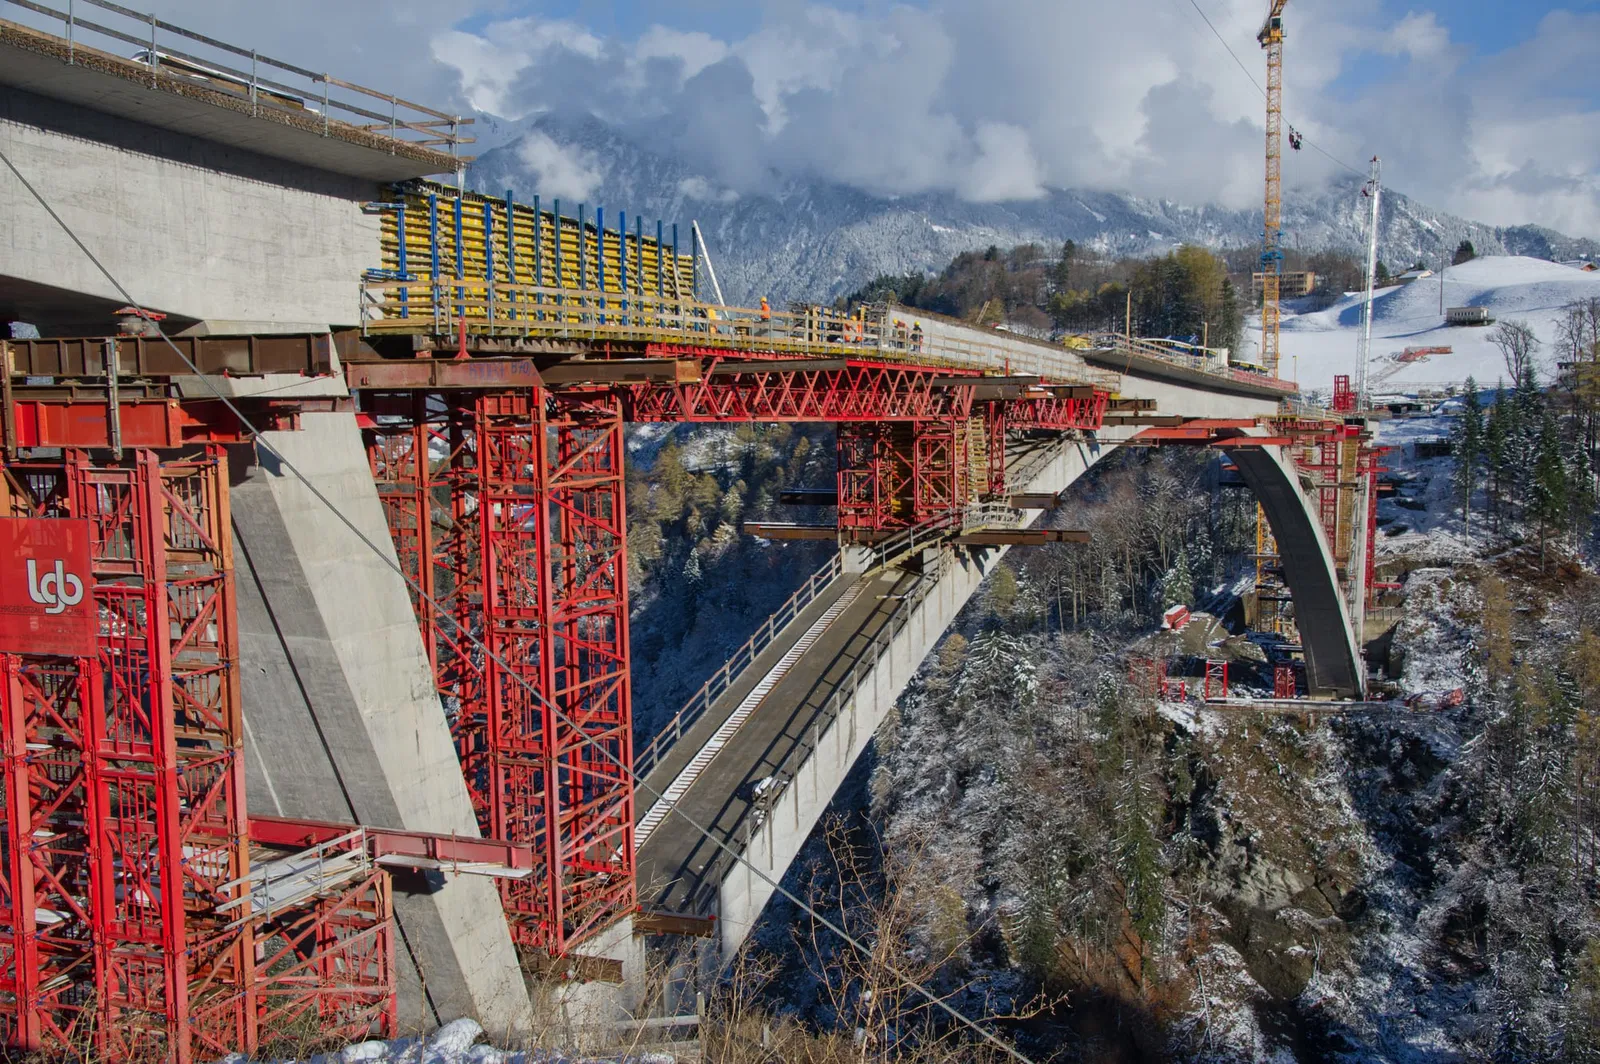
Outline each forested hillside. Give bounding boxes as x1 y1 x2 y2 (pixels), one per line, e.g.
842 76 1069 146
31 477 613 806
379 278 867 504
625 423 837 742
839 242 1259 352
699 431 1600 1061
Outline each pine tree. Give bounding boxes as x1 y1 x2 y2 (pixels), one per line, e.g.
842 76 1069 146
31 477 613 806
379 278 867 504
1485 385 1510 531
1567 437 1598 545
1217 277 1243 351
1160 550 1194 609
1454 239 1477 265
1532 413 1571 568
1452 377 1486 530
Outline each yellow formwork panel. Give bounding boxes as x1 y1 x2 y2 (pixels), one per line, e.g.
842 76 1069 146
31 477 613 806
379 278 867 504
375 182 695 315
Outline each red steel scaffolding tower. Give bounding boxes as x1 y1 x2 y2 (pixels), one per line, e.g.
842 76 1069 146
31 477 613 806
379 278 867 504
364 388 634 954
0 447 393 1063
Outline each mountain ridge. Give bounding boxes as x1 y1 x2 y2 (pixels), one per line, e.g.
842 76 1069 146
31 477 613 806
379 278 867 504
465 111 1600 306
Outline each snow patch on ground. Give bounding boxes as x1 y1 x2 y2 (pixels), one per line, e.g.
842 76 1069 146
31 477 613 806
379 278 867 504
1252 255 1600 393
224 1019 683 1064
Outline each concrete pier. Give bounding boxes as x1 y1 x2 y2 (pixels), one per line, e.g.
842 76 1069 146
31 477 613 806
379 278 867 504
233 411 532 1037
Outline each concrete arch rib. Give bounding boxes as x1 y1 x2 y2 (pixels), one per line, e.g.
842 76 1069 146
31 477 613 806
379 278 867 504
1223 444 1363 698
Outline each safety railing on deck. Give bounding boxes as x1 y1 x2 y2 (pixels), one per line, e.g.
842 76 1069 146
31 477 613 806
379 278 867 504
3 0 471 157
636 552 845 781
1089 332 1296 393
360 278 1123 388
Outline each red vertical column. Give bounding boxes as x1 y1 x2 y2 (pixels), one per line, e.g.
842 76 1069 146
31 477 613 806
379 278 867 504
0 451 254 1063
545 392 634 948
68 450 255 1064
984 406 1007 499
836 423 914 535
911 417 967 522
0 657 41 1051
475 390 554 946
365 389 636 955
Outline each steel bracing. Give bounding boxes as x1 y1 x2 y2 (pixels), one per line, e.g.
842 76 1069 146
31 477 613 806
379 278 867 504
0 447 394 1063
364 389 634 954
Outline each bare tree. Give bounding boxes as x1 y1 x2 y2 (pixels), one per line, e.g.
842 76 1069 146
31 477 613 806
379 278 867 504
1490 319 1540 383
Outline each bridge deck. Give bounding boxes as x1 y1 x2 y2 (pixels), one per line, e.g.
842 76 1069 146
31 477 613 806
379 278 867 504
637 571 859 801
636 565 920 915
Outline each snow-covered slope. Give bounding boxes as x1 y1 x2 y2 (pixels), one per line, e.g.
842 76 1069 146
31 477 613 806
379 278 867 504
1266 256 1600 393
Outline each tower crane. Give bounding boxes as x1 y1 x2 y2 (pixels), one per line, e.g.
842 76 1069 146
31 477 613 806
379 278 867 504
1258 0 1288 379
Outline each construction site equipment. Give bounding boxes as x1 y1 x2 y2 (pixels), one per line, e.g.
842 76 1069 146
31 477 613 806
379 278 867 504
1258 0 1289 379
362 390 635 955
0 448 395 1063
368 183 696 321
1205 660 1230 701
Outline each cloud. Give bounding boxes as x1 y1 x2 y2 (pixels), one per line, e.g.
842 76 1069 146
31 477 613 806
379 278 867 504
119 0 1600 238
515 131 603 202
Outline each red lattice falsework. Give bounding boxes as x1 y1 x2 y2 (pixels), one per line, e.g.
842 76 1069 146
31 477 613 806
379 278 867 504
0 448 396 1064
364 390 635 955
1205 660 1229 701
1332 374 1356 414
622 358 978 423
836 418 980 535
1274 663 1299 700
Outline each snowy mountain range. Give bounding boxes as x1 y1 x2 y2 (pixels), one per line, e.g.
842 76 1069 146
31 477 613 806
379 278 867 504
465 112 1600 307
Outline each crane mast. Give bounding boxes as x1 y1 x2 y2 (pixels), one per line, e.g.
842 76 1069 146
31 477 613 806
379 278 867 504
1258 0 1288 379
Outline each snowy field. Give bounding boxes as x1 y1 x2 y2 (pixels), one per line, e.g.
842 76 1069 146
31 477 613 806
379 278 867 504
1244 255 1600 394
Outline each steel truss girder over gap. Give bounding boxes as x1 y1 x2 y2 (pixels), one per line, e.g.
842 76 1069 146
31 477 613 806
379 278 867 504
621 356 978 423
0 449 397 1064
361 389 635 955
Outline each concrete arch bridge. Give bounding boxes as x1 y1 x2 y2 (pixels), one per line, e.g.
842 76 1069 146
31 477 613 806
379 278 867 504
0 11 1387 1056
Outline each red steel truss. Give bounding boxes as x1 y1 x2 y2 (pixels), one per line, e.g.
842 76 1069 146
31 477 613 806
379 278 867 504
363 389 634 954
1360 445 1391 597
0 450 254 1062
0 448 397 1064
1004 389 1110 432
1205 660 1230 701
621 357 978 423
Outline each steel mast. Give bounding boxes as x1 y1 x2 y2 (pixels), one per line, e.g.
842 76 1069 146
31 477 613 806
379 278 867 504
1258 0 1288 379
1356 156 1382 410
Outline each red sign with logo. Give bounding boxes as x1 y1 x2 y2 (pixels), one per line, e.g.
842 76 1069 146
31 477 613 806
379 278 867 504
0 518 98 657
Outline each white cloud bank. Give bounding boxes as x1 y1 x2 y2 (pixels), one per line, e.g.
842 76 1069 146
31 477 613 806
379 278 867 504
126 0 1600 237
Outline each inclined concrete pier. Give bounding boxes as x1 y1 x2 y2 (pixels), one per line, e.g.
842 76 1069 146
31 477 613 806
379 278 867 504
233 411 532 1036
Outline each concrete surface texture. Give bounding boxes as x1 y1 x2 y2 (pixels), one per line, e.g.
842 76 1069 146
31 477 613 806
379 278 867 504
232 411 532 1038
1226 442 1364 697
0 19 461 182
1 88 381 331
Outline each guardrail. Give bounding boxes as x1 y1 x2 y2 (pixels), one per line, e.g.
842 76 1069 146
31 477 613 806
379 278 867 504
362 278 1122 388
635 552 845 781
4 0 471 156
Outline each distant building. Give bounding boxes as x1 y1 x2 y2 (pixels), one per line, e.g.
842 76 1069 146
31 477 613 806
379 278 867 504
1446 306 1492 327
1393 267 1434 285
1560 259 1599 272
1250 270 1318 297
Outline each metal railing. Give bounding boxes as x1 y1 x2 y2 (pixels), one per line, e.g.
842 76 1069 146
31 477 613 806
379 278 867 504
1089 332 1297 394
4 0 471 156
362 277 1122 388
635 553 845 781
